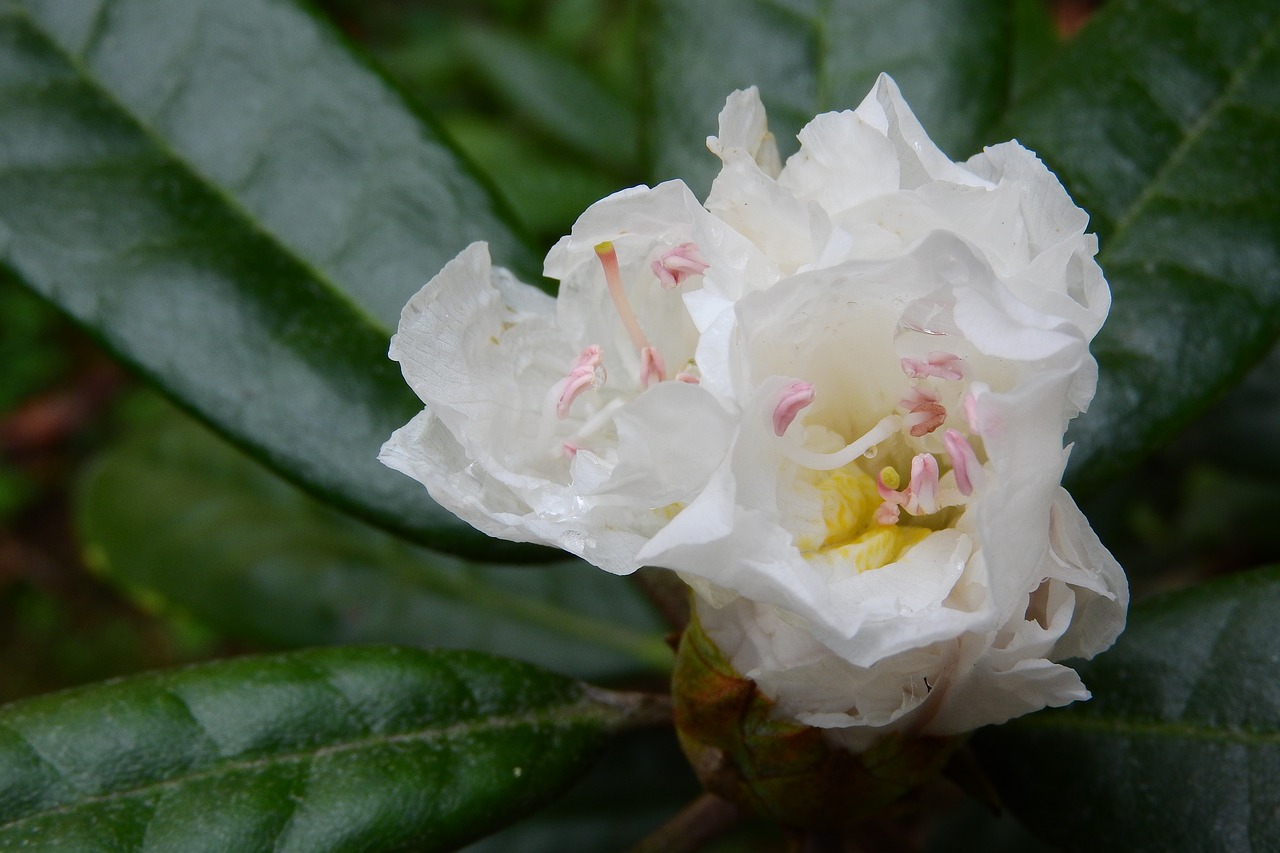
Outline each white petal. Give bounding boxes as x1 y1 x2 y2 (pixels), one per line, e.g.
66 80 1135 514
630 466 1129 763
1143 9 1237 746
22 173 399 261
855 73 992 189
707 87 783 178
1044 490 1130 660
587 382 735 506
777 108 901 213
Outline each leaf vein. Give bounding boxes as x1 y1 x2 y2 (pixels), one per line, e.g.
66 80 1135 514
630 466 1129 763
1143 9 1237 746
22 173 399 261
1109 11 1280 246
0 697 609 832
1014 713 1280 747
9 1 392 337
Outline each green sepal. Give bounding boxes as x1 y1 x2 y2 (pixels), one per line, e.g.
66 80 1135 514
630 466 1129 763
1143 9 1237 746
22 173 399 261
671 608 960 828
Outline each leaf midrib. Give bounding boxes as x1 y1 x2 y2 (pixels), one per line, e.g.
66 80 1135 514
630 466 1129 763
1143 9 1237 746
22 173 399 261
1107 11 1280 249
1011 711 1280 747
0 697 610 831
6 2 392 338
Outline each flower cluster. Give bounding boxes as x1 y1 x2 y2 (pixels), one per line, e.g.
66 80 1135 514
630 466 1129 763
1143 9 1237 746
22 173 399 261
380 74 1127 747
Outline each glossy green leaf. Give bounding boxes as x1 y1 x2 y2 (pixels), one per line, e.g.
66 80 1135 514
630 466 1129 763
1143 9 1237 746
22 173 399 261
999 0 1280 491
463 727 701 853
1177 340 1280 478
77 403 671 679
645 0 1012 194
0 645 659 851
0 0 541 557
975 567 1280 852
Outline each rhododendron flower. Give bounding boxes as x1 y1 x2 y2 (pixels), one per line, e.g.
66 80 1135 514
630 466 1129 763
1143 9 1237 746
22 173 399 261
381 74 1128 748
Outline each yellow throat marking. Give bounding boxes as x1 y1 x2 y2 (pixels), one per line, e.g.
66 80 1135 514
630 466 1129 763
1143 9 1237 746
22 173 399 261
799 467 929 573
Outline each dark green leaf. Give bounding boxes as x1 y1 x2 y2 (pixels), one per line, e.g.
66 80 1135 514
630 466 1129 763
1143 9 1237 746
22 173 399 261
976 567 1280 852
645 0 1013 194
457 24 639 172
923 799 1052 853
0 0 541 557
0 645 657 851
998 0 1280 491
1009 0 1060 99
1165 339 1280 479
77 402 671 679
462 727 700 853
443 114 622 242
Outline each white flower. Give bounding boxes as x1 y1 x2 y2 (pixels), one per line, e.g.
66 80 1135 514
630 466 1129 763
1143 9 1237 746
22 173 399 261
378 181 751 573
382 73 1128 744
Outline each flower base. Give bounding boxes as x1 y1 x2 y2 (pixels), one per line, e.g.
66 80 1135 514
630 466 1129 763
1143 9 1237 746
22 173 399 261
672 609 963 828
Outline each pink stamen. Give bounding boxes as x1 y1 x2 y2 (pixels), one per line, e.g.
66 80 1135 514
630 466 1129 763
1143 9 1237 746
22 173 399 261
595 242 651 353
876 468 901 503
651 242 710 289
943 429 982 497
773 380 815 436
900 351 965 381
876 454 941 522
906 453 940 515
563 441 581 459
596 241 668 387
676 371 700 384
555 345 605 419
640 346 667 388
898 387 947 437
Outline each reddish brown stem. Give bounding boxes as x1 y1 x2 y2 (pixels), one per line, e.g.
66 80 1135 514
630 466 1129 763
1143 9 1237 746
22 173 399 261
626 792 746 853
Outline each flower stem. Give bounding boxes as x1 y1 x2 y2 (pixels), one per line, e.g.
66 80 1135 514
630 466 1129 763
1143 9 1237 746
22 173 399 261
626 793 747 853
582 687 673 731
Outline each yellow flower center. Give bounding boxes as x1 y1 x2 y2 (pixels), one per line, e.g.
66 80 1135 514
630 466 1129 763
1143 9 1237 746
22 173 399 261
797 467 930 573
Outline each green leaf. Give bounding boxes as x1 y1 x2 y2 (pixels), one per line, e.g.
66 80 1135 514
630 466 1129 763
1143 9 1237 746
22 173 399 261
1009 0 1060 100
77 402 672 679
975 567 1280 852
645 0 1013 194
0 0 540 557
923 800 1052 853
457 24 639 173
462 727 700 853
443 114 622 243
998 0 1280 491
0 645 659 851
1177 340 1280 478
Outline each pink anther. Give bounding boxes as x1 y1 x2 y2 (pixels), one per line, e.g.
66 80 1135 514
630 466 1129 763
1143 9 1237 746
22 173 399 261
773 380 815 436
906 453 940 515
640 346 667 388
562 441 581 459
875 453 940 522
899 386 947 437
651 242 710 289
943 429 982 496
676 371 700 384
900 351 965 381
555 345 605 419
